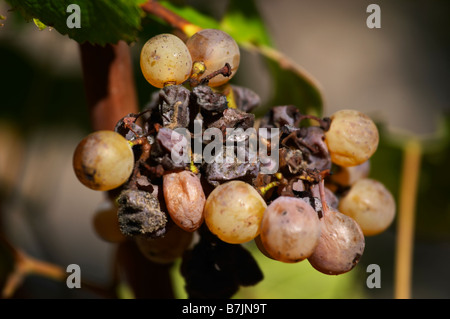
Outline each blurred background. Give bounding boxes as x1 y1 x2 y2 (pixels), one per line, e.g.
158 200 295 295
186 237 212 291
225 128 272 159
0 0 449 298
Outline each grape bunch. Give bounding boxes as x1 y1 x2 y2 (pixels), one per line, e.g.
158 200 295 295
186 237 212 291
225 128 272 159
73 29 396 298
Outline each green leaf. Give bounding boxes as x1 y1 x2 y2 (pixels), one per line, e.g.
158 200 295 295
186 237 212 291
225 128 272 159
158 1 220 30
220 0 271 47
32 18 47 30
220 0 323 116
255 46 324 117
6 0 147 45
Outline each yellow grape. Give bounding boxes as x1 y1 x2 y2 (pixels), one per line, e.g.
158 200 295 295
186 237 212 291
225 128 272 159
204 181 266 244
140 33 193 88
338 178 396 236
73 130 134 191
324 109 379 167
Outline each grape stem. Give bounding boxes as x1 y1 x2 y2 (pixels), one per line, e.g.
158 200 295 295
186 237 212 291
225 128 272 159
317 177 329 218
189 63 232 87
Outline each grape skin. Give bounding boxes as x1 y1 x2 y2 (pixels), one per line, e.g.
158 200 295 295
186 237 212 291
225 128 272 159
73 130 134 191
325 109 379 167
186 29 240 87
260 197 321 263
308 209 365 275
163 170 206 232
338 178 396 236
140 33 193 88
204 181 267 244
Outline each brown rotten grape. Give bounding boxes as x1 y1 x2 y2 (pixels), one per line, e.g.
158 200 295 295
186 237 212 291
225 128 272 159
163 170 206 232
73 130 134 191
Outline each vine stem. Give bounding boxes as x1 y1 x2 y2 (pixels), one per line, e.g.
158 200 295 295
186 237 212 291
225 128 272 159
140 0 201 37
0 234 114 298
394 138 422 299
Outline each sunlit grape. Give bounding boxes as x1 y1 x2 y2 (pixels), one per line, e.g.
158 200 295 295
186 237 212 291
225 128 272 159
204 181 266 244
338 178 396 236
186 29 240 87
324 109 379 167
73 130 134 191
140 33 193 88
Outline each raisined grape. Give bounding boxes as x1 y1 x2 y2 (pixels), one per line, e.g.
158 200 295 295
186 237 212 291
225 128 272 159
260 196 322 263
117 189 167 237
163 170 206 232
308 209 365 275
204 181 267 244
73 130 134 191
186 29 240 87
140 33 193 88
338 178 396 236
324 109 379 167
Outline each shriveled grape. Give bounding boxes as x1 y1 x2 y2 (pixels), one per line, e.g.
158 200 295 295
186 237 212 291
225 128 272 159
140 33 193 88
308 209 365 275
324 109 379 167
204 181 266 244
73 130 134 191
338 178 396 236
186 29 240 87
163 170 206 232
117 189 167 237
260 196 321 263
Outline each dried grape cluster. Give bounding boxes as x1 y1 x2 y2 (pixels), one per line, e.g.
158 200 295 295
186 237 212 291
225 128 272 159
73 29 396 298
